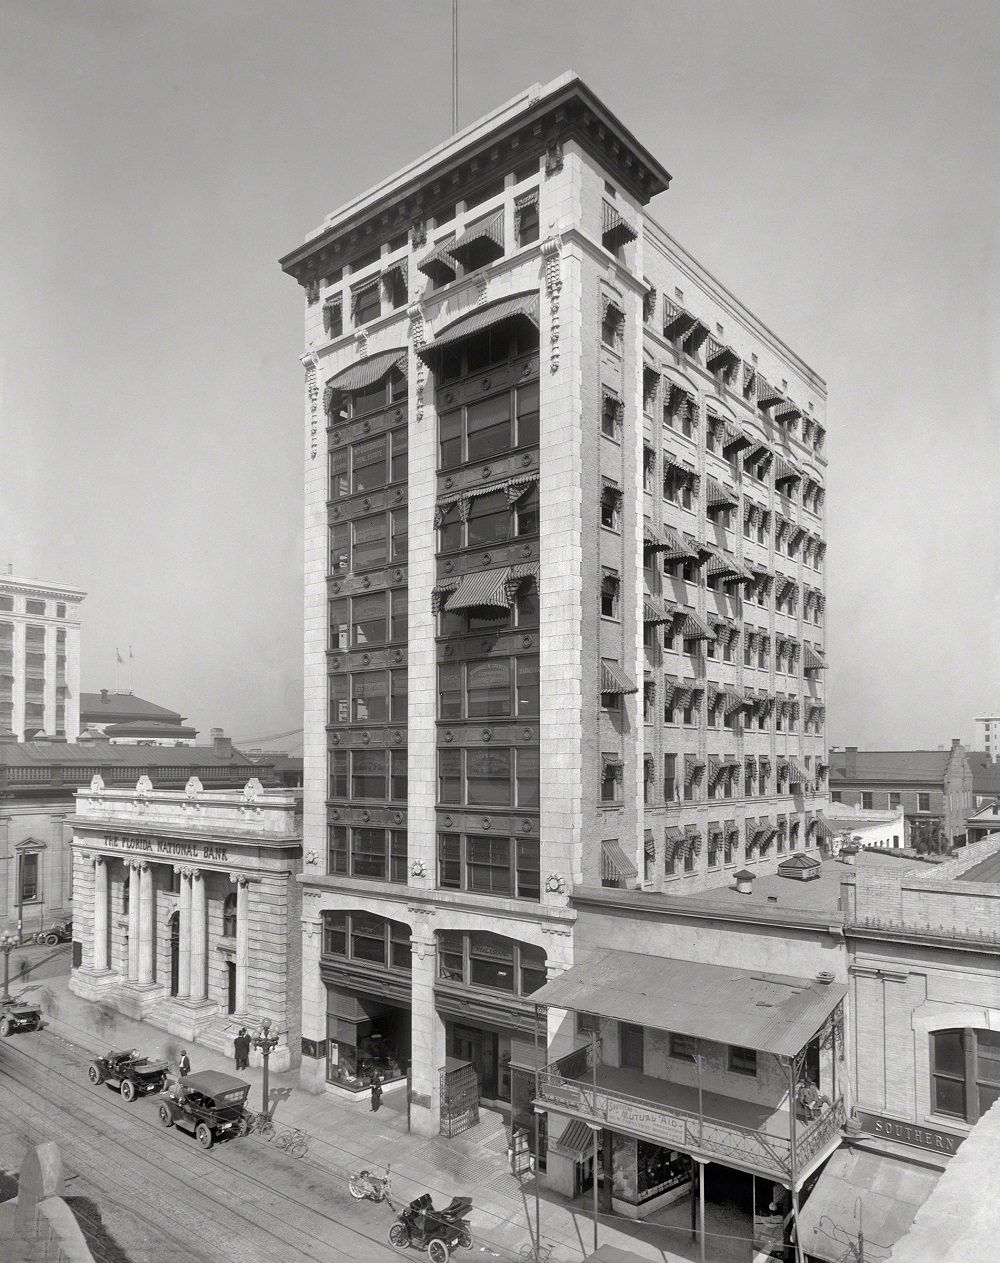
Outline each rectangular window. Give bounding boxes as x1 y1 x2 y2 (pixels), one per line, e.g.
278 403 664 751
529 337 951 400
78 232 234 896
323 299 344 340
467 660 511 717
351 827 388 880
25 599 45 616
918 793 931 812
352 280 381 326
327 825 348 874
515 191 539 246
352 516 388 570
663 754 676 803
351 750 387 799
466 748 512 807
390 748 407 801
352 671 387 722
352 435 388 492
729 1045 757 1075
352 592 387 646
600 488 620 530
467 835 513 895
862 792 873 810
889 792 901 810
669 1032 696 1062
438 749 462 804
516 657 539 715
515 747 540 809
329 674 348 724
467 394 513 464
19 852 39 902
601 393 620 438
390 670 407 723
329 750 348 798
390 588 408 642
329 598 349 650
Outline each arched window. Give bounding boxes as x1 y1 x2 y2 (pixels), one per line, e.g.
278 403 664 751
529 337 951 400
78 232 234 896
931 1028 1000 1123
222 893 237 939
321 911 410 972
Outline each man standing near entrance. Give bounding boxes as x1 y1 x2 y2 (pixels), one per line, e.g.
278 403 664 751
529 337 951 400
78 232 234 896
178 1049 191 1078
234 1028 250 1071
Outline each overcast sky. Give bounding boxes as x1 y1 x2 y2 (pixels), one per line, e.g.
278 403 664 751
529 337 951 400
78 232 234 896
1 1 997 750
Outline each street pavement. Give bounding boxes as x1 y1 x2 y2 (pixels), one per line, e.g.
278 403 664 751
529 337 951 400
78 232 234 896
3 944 752 1262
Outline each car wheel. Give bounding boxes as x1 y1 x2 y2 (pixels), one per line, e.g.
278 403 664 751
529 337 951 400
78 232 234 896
195 1122 214 1149
458 1227 473 1251
388 1222 409 1250
427 1240 450 1263
88 1063 103 1085
158 1102 173 1128
120 1079 136 1103
43 933 59 946
0 1018 11 1039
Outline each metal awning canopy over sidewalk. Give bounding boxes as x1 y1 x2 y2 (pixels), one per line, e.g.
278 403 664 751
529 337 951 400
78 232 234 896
530 949 846 1057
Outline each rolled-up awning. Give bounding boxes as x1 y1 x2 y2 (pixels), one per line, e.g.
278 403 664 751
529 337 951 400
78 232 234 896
323 347 408 406
448 208 505 268
601 839 638 882
601 660 638 695
418 291 539 360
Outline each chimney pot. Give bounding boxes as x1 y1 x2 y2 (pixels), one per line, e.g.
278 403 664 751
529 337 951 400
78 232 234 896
100 689 109 702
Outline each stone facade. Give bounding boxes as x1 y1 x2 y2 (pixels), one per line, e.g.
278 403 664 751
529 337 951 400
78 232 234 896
0 575 85 742
68 775 302 1071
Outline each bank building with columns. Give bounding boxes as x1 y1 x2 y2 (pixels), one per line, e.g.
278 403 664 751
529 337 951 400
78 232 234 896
69 773 302 1070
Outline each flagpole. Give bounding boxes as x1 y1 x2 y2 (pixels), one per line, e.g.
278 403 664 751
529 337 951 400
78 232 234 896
452 0 458 133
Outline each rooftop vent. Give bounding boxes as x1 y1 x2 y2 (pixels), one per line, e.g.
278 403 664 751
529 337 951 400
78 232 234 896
816 970 835 986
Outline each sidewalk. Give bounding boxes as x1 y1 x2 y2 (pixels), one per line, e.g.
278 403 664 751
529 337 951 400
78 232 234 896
20 959 746 1263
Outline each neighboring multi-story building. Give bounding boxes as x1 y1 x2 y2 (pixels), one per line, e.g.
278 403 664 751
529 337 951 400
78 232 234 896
281 72 827 1135
79 689 199 745
0 731 267 941
973 714 1000 755
0 572 85 742
829 742 973 849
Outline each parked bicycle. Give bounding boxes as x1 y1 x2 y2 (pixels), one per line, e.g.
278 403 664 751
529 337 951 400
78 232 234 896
245 1109 276 1140
517 1241 555 1262
274 1126 309 1159
349 1164 392 1203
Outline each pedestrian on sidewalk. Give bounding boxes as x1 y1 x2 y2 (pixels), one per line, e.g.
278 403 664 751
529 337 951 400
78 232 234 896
370 1074 382 1112
178 1049 191 1078
234 1028 250 1071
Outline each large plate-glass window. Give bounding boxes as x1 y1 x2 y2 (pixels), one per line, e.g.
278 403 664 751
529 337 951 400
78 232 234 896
466 749 511 807
931 1028 1000 1123
439 379 539 471
353 517 388 570
436 833 540 900
353 436 387 492
436 931 546 996
322 911 411 973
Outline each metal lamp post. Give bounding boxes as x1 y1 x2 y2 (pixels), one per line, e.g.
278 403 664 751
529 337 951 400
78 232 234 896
252 1017 280 1117
0 930 18 1005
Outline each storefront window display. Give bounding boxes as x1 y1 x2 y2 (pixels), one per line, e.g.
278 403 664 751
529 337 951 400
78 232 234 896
325 1003 410 1092
611 1134 691 1206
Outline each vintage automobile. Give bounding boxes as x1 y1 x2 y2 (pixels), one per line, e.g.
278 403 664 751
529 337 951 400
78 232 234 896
34 920 73 947
157 1071 252 1148
87 1048 170 1101
388 1193 474 1262
0 999 42 1038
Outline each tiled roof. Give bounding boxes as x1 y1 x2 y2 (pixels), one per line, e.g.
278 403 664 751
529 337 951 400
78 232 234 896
828 750 952 785
967 752 1000 794
80 692 185 724
0 741 261 770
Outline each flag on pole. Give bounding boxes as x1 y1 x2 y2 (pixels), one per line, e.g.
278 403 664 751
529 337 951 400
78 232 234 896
116 648 124 666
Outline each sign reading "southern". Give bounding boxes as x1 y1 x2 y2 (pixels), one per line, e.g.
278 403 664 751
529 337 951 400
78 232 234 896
101 834 229 862
857 1110 965 1156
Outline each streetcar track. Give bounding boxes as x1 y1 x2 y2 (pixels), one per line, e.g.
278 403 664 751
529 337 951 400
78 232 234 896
0 1034 412 1262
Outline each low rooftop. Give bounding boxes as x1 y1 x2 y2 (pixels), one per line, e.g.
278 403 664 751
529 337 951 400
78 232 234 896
829 747 959 786
679 850 905 915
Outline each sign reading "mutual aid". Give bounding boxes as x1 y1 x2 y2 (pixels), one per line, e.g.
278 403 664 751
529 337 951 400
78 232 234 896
101 834 230 862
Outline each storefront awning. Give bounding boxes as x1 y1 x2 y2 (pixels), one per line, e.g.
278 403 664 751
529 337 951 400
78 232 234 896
601 840 638 883
600 660 638 695
418 291 539 359
551 1117 597 1160
796 1146 941 1263
323 347 408 405
532 950 847 1057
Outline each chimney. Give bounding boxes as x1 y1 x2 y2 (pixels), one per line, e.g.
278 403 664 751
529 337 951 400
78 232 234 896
100 688 109 703
212 729 233 760
734 869 755 894
845 746 858 777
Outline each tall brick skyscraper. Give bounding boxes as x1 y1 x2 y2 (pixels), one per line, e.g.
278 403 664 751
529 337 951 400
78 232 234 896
281 73 827 1133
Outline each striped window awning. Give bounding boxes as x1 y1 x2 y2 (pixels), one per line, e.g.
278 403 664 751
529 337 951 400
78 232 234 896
789 761 812 785
643 280 657 321
602 202 638 250
708 822 724 849
323 347 408 406
643 364 660 407
684 756 705 786
679 610 715 640
350 274 381 314
705 476 740 510
725 820 740 846
662 674 680 705
435 476 537 525
706 338 741 375
419 291 540 360
804 645 826 672
445 563 538 612
659 527 699 563
705 549 753 580
663 381 697 422
774 399 803 425
601 660 638 695
601 753 623 780
723 688 747 716
663 300 697 340
756 817 778 845
756 376 784 410
449 208 505 268
602 839 638 882
381 258 408 288
722 422 753 455
815 813 835 840
601 476 623 508
416 238 459 283
643 599 675 626
601 292 625 326
430 577 462 613
773 456 802 486
551 1118 596 1159
708 756 725 785
743 363 757 398
664 826 684 861
644 829 657 857
682 318 711 354
643 754 655 781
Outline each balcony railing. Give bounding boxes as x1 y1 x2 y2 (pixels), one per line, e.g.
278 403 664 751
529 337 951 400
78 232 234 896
536 1061 844 1183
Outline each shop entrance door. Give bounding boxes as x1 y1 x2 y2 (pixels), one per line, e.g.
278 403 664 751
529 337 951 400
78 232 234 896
168 913 179 997
226 962 236 1013
452 1027 497 1100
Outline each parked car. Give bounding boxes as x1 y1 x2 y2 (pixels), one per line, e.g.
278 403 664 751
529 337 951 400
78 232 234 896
157 1071 252 1148
34 920 72 947
87 1048 170 1101
0 999 41 1038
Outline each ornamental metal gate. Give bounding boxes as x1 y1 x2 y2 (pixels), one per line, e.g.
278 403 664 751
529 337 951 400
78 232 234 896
439 1058 479 1137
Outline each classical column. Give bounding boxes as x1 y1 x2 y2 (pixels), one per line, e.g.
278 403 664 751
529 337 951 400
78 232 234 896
92 857 109 972
127 861 140 981
189 869 206 1001
137 861 154 985
234 875 250 1013
177 867 192 999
